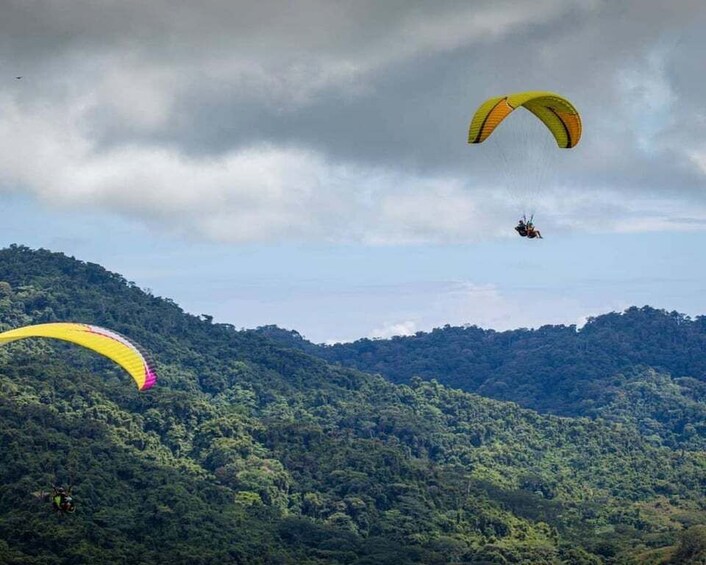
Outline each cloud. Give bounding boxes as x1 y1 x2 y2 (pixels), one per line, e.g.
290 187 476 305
2 0 706 243
416 281 629 334
0 97 353 241
327 280 629 342
369 320 418 339
617 43 676 153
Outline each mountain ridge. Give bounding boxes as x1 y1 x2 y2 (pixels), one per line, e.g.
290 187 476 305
0 245 704 563
252 309 706 451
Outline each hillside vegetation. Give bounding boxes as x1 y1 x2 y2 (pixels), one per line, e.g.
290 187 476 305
256 308 706 451
0 246 704 564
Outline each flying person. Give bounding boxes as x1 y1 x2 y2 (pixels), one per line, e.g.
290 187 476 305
51 485 75 515
514 215 543 239
469 91 580 241
525 219 543 239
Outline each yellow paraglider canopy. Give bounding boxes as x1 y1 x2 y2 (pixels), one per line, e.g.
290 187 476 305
0 323 157 390
468 91 581 149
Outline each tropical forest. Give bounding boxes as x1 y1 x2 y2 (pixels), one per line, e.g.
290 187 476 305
0 245 704 564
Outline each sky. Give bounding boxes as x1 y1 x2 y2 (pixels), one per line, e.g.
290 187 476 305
2 0 706 343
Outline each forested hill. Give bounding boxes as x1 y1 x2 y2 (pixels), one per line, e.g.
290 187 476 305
254 309 706 446
0 245 705 564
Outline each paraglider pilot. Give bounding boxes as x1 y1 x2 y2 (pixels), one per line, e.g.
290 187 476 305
515 215 543 239
51 485 75 514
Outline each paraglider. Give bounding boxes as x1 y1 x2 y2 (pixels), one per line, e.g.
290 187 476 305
0 323 157 390
468 91 581 149
51 485 75 515
468 91 581 239
32 485 76 515
515 215 543 239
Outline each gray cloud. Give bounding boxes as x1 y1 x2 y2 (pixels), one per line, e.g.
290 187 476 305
2 0 706 243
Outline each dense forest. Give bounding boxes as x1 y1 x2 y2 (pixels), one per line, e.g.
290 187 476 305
256 309 706 451
0 245 705 563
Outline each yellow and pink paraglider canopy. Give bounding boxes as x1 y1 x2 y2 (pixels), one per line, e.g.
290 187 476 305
0 322 157 390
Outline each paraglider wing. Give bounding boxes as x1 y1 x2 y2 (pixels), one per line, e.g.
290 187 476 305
0 323 157 390
468 91 582 148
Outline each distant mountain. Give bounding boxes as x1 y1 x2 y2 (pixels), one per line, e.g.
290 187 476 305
0 245 704 564
254 309 706 450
